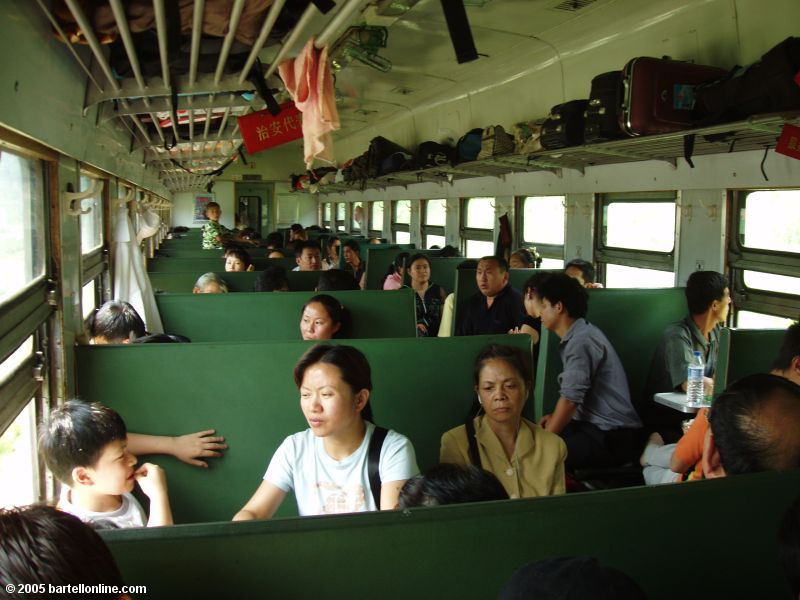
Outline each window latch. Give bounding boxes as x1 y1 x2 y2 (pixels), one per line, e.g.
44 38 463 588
32 351 46 382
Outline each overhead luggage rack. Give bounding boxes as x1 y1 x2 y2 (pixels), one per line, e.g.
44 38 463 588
314 110 800 195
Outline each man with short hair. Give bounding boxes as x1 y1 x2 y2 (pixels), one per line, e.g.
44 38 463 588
771 321 800 385
293 241 322 272
703 373 800 478
536 273 642 470
343 240 366 289
456 256 525 336
565 258 603 289
88 300 146 344
644 270 732 442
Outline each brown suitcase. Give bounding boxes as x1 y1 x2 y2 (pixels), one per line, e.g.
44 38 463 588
619 57 727 136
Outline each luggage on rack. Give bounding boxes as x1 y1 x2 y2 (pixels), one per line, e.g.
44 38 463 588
511 120 544 155
693 37 800 125
584 71 626 142
477 125 515 159
619 57 727 136
414 141 455 169
366 137 412 178
540 100 589 149
456 128 483 163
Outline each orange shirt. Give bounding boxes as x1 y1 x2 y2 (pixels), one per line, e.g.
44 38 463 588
674 408 708 480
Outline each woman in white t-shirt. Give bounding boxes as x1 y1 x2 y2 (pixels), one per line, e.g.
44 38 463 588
233 345 419 519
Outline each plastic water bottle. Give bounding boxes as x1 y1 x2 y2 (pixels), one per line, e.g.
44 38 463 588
686 351 705 406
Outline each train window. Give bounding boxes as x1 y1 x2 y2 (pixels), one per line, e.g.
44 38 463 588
0 398 38 508
79 174 104 254
81 280 97 320
0 150 46 305
596 193 676 287
351 201 363 232
0 337 33 384
392 200 411 243
369 201 384 238
423 199 446 249
322 203 331 228
730 189 800 323
335 202 345 231
462 197 494 257
520 195 565 268
736 311 795 329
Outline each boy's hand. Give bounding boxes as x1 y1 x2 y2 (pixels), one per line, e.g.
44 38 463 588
135 463 168 499
173 429 227 468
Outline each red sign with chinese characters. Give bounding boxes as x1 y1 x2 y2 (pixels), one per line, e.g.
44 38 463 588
776 123 800 161
237 103 303 154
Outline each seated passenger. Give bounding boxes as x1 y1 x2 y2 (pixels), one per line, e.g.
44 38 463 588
289 223 308 242
382 252 410 290
536 274 642 471
704 373 800 477
267 249 286 259
440 344 566 499
406 253 447 337
456 256 525 336
397 464 508 508
88 300 145 344
0 505 126 591
644 270 730 442
322 236 341 270
254 265 289 292
233 345 419 519
343 240 366 289
498 556 646 600
438 259 478 338
42 401 173 528
224 248 254 272
565 258 603 288
509 271 551 344
300 294 350 340
193 272 229 294
316 268 360 291
293 240 323 272
264 231 284 250
201 202 256 250
771 321 800 385
509 247 542 269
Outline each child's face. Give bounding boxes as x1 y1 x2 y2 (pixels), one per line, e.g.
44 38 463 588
206 205 221 221
299 363 365 439
225 256 247 272
82 439 138 496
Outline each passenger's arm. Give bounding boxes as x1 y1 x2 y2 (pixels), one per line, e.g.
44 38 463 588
135 463 173 527
233 481 287 521
127 431 227 468
540 397 578 435
380 480 407 510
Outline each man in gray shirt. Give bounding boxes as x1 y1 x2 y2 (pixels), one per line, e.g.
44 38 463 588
644 270 730 442
536 274 642 471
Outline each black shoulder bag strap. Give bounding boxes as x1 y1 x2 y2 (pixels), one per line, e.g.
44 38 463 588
368 425 388 508
464 417 482 468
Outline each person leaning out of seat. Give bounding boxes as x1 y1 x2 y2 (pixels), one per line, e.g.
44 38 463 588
440 344 567 499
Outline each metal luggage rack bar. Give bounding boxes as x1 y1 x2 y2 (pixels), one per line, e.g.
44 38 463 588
311 111 800 196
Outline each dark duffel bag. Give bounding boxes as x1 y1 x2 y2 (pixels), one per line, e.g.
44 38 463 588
414 141 455 169
540 100 589 149
366 137 411 179
693 37 800 125
584 71 627 142
456 128 483 163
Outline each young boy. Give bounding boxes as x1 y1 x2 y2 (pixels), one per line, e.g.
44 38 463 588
535 273 642 471
41 400 173 528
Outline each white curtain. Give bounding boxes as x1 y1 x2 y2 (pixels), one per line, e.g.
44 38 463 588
112 204 164 333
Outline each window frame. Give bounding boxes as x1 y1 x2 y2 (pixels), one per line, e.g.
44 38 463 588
334 202 346 232
594 192 677 284
460 197 494 256
321 202 332 230
422 199 446 249
515 195 566 263
728 189 800 321
368 201 384 239
391 200 411 243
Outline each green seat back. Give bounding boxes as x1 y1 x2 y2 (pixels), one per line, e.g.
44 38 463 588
100 470 799 600
155 289 417 341
713 327 786 396
75 334 531 523
149 271 320 294
147 257 296 273
533 288 686 420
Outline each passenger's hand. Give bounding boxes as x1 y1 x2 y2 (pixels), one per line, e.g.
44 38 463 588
135 463 168 499
539 413 552 428
585 282 604 289
416 323 428 335
247 264 255 272
173 430 227 468
508 326 522 334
